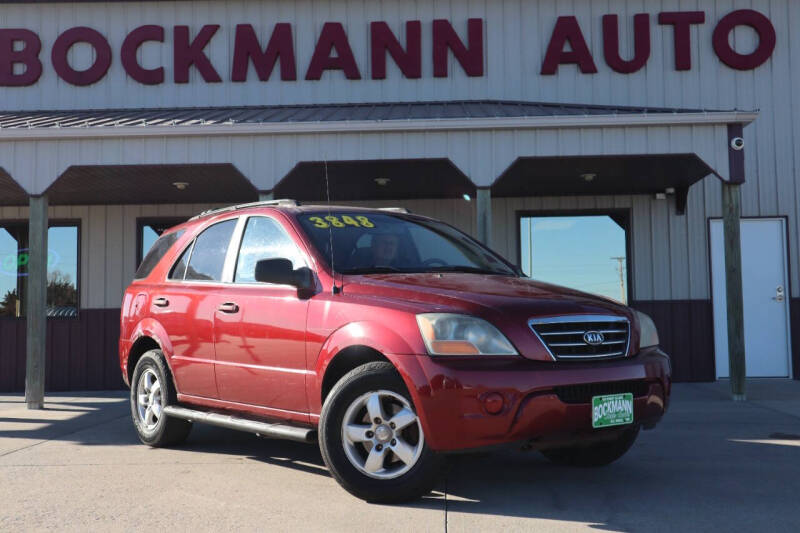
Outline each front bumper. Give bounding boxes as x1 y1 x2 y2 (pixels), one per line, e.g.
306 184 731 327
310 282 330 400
388 347 671 452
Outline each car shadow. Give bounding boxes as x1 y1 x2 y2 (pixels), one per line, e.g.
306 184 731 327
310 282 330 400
4 391 799 531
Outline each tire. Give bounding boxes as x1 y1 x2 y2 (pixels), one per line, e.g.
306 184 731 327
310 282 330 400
541 425 640 467
319 362 442 503
130 349 192 447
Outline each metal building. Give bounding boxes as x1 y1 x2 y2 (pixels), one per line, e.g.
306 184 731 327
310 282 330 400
0 0 795 397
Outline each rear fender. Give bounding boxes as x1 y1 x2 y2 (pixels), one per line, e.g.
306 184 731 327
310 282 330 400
124 318 175 380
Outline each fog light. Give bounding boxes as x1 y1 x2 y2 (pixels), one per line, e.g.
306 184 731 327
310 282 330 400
482 392 504 414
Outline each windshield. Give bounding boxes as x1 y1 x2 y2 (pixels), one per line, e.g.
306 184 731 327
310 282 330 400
297 211 517 276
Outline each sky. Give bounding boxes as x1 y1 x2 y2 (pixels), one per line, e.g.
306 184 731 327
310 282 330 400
519 215 628 303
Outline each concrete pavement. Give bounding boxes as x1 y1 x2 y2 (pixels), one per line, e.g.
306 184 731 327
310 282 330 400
1 380 799 532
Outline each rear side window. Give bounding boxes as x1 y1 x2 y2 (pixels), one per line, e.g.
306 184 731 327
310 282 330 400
134 230 184 280
184 220 237 281
169 245 192 280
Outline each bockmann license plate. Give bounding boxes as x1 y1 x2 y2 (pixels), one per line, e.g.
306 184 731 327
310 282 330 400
592 393 634 428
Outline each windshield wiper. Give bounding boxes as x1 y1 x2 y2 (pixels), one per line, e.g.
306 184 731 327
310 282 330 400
422 265 513 276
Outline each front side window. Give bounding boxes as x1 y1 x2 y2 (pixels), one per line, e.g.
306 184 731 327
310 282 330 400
0 222 80 317
297 212 516 276
234 217 306 283
183 219 237 281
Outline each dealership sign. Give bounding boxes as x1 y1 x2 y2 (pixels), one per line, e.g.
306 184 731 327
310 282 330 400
0 9 776 87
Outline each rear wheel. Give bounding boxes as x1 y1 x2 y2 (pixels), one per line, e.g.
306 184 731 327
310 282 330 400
319 362 442 503
130 349 192 447
541 426 640 467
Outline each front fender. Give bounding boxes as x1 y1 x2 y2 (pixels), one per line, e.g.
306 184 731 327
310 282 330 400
313 320 422 376
309 320 426 411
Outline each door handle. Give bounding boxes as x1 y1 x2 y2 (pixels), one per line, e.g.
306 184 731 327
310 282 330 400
218 302 240 314
773 286 785 302
153 297 169 308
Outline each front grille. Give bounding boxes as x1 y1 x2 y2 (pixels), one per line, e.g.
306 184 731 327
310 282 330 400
529 315 630 361
554 380 650 404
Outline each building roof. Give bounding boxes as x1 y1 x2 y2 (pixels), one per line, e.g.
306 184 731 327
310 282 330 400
0 100 748 130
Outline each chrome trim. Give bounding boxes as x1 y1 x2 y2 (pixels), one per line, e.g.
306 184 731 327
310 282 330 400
528 315 631 361
162 405 315 443
548 342 593 347
528 314 628 325
555 351 626 359
539 328 627 336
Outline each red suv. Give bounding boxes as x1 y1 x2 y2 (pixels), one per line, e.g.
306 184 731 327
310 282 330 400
120 201 670 502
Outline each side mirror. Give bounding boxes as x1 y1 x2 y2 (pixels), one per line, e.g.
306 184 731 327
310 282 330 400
255 258 315 296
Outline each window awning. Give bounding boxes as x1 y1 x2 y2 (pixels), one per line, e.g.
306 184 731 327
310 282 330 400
0 101 757 201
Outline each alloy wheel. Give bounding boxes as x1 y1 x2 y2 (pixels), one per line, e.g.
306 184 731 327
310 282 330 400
341 390 424 480
136 368 163 432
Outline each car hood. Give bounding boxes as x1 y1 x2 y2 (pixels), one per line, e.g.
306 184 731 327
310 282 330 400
341 273 635 361
343 273 626 314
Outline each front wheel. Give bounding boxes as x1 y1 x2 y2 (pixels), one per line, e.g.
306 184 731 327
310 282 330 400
541 426 640 467
319 362 442 503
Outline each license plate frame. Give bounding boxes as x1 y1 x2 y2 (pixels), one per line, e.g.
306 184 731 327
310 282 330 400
592 393 634 429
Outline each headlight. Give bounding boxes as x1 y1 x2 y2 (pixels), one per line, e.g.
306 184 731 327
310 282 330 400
635 310 659 349
416 313 518 356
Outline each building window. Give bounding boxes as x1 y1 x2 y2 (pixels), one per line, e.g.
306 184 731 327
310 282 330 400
137 218 187 268
519 213 630 304
0 222 80 318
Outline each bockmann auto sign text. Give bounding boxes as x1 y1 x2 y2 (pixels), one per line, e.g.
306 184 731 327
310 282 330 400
0 9 778 87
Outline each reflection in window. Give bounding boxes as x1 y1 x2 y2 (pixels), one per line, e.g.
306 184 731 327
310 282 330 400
519 215 628 304
169 245 191 280
184 220 237 281
0 223 80 317
235 217 305 283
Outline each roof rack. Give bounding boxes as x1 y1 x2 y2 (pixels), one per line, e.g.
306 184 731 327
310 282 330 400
190 199 298 220
377 207 411 214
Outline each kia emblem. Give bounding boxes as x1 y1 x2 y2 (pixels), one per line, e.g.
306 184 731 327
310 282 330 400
583 331 605 346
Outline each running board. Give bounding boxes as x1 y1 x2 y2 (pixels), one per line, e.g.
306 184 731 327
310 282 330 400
163 405 317 443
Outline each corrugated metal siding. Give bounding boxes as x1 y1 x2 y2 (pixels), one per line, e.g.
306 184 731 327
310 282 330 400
0 0 798 301
0 124 731 193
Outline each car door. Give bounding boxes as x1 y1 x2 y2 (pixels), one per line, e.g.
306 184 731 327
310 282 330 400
151 218 238 399
213 214 312 414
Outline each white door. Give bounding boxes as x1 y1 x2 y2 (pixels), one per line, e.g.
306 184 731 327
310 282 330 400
710 218 792 378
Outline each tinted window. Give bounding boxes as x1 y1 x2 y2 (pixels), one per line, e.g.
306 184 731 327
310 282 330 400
137 218 187 267
235 217 306 283
184 220 237 281
135 230 184 280
169 244 192 280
